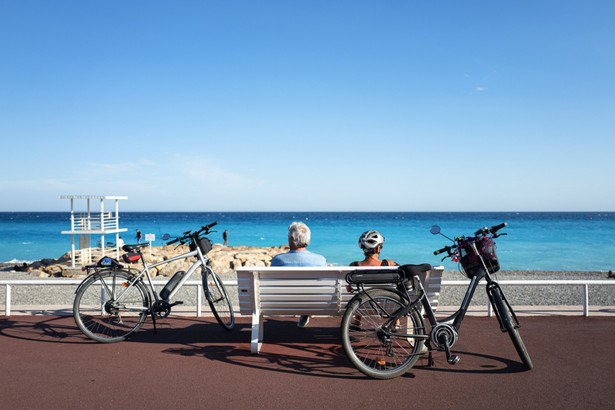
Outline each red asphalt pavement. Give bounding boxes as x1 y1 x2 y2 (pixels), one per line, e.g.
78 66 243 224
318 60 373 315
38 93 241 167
1 315 614 410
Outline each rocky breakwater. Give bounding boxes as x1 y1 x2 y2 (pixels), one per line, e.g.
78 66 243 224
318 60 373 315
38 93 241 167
21 244 289 278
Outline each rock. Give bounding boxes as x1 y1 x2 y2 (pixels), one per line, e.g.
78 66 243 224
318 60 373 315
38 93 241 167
35 244 287 278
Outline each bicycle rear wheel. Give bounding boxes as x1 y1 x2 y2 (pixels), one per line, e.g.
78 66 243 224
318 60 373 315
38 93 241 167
202 267 234 330
73 269 149 343
341 289 425 379
489 285 533 369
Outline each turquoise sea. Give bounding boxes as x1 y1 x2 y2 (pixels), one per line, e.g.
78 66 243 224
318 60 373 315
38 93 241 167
1 212 614 272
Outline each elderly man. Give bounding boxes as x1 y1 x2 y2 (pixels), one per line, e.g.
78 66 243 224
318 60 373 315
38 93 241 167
271 221 327 327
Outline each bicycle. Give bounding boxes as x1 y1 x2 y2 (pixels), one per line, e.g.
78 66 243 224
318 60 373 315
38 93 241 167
341 222 533 379
73 222 234 343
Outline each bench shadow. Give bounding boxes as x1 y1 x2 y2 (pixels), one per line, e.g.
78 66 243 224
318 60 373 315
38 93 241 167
0 316 529 378
146 318 527 378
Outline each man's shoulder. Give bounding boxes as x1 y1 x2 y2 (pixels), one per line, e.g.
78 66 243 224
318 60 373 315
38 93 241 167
271 250 326 267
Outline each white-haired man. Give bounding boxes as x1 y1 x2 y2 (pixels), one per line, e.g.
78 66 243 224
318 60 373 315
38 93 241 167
271 221 327 327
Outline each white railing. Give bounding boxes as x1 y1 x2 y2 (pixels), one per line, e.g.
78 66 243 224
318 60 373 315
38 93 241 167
71 213 119 232
1 279 614 317
443 279 615 317
0 280 215 317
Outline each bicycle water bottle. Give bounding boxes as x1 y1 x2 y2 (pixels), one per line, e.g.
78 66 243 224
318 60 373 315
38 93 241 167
160 271 186 301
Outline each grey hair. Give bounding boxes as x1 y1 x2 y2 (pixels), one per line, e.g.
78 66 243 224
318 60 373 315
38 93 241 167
288 221 311 248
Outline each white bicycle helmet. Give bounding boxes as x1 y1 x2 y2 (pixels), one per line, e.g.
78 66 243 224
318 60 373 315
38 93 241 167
358 230 385 252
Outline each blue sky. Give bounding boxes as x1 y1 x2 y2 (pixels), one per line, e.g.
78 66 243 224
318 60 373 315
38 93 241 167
1 1 613 212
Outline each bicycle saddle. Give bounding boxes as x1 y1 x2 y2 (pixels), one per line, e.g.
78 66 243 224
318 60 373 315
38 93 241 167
122 243 150 252
399 264 432 278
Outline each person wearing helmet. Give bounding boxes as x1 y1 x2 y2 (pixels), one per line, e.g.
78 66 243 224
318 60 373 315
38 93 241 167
349 230 398 267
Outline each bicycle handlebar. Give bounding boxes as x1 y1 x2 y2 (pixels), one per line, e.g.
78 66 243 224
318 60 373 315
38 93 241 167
434 245 454 256
475 222 508 236
165 222 219 246
433 222 507 257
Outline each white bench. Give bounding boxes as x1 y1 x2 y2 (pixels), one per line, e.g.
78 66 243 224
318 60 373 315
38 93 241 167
236 265 444 353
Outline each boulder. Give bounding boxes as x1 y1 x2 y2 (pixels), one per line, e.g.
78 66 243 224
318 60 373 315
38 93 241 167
37 244 287 278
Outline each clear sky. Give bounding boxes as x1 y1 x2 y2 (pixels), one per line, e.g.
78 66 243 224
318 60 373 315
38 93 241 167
1 1 613 212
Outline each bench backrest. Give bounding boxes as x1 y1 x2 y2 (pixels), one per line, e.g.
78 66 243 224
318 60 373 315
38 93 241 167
236 266 444 316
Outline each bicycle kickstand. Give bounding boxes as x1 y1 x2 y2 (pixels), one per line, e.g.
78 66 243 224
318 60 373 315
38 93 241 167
426 341 435 367
151 311 158 335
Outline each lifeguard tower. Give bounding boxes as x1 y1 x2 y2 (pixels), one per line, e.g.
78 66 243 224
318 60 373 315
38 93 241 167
60 195 128 268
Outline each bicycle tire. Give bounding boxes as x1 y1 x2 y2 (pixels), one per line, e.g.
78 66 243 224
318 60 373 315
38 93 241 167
341 289 425 379
490 286 534 369
202 267 234 331
73 269 149 343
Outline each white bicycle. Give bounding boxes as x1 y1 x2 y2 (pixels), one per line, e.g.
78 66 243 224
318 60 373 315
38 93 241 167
73 222 234 343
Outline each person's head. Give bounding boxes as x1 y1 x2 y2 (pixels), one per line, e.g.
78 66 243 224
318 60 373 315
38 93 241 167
287 221 311 249
358 230 385 255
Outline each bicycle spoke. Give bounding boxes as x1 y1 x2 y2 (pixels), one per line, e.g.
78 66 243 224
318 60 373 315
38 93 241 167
74 270 149 343
203 269 234 331
342 290 425 379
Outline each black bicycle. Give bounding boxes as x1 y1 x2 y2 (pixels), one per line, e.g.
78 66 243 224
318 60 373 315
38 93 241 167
341 222 533 379
73 222 234 343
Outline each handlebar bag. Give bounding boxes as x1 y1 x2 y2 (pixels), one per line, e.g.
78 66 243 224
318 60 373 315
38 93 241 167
189 237 213 255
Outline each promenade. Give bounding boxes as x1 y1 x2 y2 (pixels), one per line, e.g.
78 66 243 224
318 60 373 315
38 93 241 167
1 315 614 409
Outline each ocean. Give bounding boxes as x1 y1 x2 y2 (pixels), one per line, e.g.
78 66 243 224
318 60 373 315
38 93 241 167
1 212 614 272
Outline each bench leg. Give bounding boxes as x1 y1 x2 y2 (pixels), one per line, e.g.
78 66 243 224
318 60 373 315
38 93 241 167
251 313 263 354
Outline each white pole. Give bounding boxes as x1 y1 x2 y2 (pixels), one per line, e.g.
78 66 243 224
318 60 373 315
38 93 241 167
115 199 120 229
70 198 76 268
100 198 105 257
583 284 589 317
197 284 202 317
5 284 10 316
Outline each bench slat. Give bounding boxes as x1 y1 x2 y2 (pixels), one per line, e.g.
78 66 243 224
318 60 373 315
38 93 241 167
236 266 444 353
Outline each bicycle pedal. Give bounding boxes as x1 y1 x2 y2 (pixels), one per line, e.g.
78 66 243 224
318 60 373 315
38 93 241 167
448 355 460 365
169 301 184 307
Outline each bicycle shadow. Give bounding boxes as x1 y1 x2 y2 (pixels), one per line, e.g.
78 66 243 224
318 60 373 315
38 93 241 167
0 315 93 344
0 316 529 378
413 350 531 375
140 317 527 378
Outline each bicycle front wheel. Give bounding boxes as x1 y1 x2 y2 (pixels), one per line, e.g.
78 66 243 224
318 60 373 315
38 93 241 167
341 289 425 379
73 269 149 343
490 285 533 370
202 267 234 330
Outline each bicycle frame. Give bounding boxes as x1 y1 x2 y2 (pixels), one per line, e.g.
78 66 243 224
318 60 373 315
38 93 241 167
341 222 532 378
73 221 235 343
112 245 211 310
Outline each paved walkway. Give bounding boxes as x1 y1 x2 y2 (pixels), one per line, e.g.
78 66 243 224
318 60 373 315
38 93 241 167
1 315 614 409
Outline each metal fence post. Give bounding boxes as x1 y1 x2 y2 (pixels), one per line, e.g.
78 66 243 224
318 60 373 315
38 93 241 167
197 284 202 317
583 284 589 317
5 284 11 316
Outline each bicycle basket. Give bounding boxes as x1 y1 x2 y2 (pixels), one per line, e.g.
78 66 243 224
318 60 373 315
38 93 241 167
189 237 213 255
459 236 500 277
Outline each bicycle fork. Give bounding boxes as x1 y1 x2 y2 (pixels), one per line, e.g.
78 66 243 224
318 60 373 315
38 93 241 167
487 282 520 332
